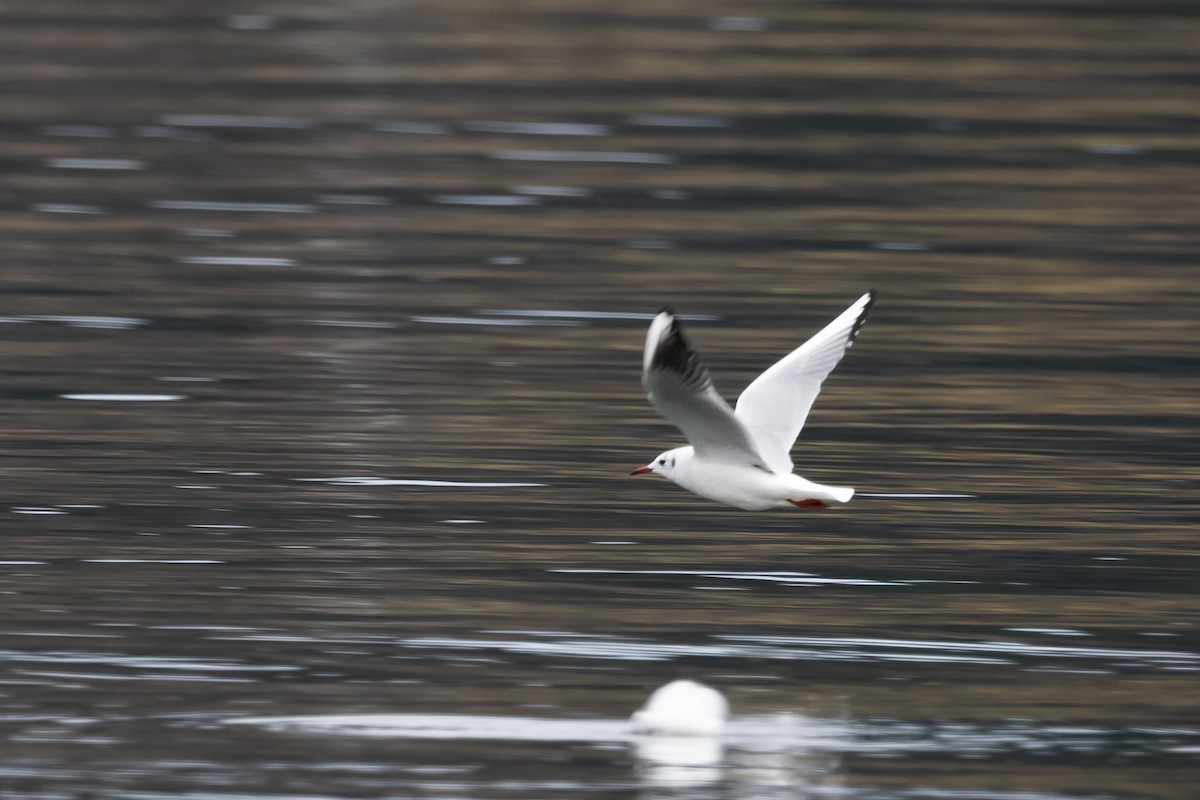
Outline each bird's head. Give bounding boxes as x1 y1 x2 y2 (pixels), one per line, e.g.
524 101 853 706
630 447 687 479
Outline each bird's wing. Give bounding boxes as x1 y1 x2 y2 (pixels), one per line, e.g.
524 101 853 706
642 310 770 469
733 291 875 473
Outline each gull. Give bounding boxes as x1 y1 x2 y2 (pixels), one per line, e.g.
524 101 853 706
631 292 875 510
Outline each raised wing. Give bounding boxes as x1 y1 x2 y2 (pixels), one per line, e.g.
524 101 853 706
734 291 875 473
642 310 770 469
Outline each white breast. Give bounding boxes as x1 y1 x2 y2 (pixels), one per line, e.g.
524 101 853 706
674 455 853 510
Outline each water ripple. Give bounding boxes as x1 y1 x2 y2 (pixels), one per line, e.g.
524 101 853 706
462 120 610 136
431 194 539 207
552 568 975 588
159 114 315 129
296 476 546 488
46 157 145 170
722 634 1200 672
39 124 115 137
411 314 580 327
178 256 299 267
3 314 147 329
399 631 1200 673
150 200 315 213
0 649 299 674
224 711 1199 768
481 309 718 321
61 394 185 402
32 203 105 214
402 634 1012 666
626 113 731 128
373 120 451 135
491 150 676 165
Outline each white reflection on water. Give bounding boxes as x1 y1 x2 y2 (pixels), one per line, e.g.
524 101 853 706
150 200 316 213
492 149 676 164
626 113 731 128
40 124 115 137
226 710 844 791
1085 143 1146 156
178 256 299 267
296 476 546 488
1 649 299 674
227 712 631 741
481 309 719 321
306 319 397 329
511 184 593 197
431 194 540 207
179 227 234 238
400 630 1200 672
373 120 451 135
80 559 224 564
60 394 185 402
462 120 611 136
871 241 932 251
230 711 1186 795
0 314 146 329
555 568 912 587
721 634 1200 671
856 492 975 499
316 193 391 206
159 114 315 129
226 710 1199 768
45 157 145 170
411 314 581 327
401 634 1007 666
1007 627 1090 637
635 734 725 787
32 203 105 214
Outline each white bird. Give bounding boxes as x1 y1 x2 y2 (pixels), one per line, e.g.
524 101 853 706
631 679 729 736
631 292 875 510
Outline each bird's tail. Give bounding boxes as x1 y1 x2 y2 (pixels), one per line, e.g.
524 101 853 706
828 486 855 504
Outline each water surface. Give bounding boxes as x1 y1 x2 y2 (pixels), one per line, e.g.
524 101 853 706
1 1 1197 798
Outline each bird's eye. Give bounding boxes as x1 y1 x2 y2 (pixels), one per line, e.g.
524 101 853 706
658 458 667 466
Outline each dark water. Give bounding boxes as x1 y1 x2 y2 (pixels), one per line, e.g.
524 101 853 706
1 1 1198 798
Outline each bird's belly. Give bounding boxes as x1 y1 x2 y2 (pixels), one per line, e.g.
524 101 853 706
675 462 786 511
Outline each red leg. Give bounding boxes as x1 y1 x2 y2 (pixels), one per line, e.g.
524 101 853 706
788 498 828 509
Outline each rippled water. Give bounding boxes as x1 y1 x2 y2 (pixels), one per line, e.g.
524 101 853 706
1 1 1198 798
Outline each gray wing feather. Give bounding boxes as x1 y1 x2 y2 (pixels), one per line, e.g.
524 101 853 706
642 311 770 469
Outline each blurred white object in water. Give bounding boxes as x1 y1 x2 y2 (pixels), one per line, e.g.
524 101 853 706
631 680 729 736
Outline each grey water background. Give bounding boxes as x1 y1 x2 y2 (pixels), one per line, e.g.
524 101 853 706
1 1 1198 798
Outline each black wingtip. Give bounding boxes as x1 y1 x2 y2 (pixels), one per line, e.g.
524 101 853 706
849 289 876 344
650 312 711 390
652 314 687 369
